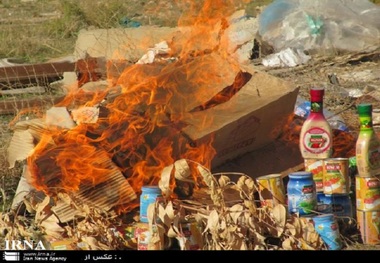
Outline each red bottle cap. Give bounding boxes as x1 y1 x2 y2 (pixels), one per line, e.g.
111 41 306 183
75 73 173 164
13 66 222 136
310 87 324 102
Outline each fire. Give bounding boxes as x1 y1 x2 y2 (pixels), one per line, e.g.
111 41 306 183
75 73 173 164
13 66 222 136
26 0 252 213
331 129 356 158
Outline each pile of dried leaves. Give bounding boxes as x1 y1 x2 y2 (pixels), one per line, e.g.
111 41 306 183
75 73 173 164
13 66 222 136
0 159 336 250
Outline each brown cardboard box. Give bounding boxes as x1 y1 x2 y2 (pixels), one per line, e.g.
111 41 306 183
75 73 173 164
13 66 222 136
181 66 299 168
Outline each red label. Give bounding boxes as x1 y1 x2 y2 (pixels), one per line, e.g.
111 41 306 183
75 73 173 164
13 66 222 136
367 180 380 189
302 185 314 194
325 164 341 170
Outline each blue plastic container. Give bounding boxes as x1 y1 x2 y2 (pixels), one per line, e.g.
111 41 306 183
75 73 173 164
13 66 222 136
287 171 317 216
312 214 342 250
317 193 353 218
140 186 162 223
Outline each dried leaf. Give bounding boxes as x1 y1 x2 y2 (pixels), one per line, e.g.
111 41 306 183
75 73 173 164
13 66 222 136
159 164 174 198
253 231 267 246
282 238 295 250
229 204 243 224
237 176 246 189
176 236 189 250
36 196 50 217
172 215 181 235
272 204 286 236
167 226 178 238
81 236 110 250
243 199 256 213
218 175 230 188
147 203 155 224
240 240 248 250
174 159 193 183
197 165 213 188
158 203 169 226
300 239 317 250
204 210 219 233
244 177 255 191
39 214 64 239
291 216 302 237
23 198 35 214
304 222 322 247
286 222 297 236
16 224 33 238
165 201 175 220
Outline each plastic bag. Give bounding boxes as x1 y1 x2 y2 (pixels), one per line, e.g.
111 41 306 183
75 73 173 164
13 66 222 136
294 96 349 132
258 0 380 54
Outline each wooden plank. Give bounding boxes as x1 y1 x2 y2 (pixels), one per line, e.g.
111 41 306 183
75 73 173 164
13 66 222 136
0 61 76 87
0 57 106 88
0 86 46 96
0 95 65 115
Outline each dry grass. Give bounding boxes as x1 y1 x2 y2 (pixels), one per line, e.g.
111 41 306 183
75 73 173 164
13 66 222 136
0 0 271 63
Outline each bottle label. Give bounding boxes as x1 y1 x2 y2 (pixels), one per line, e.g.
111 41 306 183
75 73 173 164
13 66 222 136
302 127 332 154
360 116 372 130
368 145 380 170
310 102 323 113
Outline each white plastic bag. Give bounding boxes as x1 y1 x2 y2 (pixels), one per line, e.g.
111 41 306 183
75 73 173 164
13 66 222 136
258 0 380 53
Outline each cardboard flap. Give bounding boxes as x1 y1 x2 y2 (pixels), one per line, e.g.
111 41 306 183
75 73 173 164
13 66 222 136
181 68 299 140
116 52 241 113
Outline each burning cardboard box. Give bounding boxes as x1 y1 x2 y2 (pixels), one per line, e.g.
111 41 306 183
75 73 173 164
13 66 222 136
113 51 299 169
6 8 299 224
181 65 299 168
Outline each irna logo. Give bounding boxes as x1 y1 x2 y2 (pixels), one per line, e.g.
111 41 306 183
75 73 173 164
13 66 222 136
5 240 46 250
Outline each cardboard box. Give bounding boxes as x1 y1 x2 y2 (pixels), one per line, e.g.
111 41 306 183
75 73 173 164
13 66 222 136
181 66 299 168
112 52 299 170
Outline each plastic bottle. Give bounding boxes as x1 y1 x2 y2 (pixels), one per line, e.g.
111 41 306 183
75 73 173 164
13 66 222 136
355 103 380 177
312 214 342 250
140 186 162 223
299 87 333 159
287 171 317 216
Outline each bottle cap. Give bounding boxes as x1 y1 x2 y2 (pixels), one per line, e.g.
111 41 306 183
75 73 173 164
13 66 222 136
310 87 324 102
357 103 372 116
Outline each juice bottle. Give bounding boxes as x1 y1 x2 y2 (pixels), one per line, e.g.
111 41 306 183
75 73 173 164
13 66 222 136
299 87 333 159
355 103 380 177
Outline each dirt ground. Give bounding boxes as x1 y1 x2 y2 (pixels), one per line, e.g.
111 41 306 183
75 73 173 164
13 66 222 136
1 0 380 251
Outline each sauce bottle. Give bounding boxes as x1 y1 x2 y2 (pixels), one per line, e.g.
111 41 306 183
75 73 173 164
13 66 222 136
299 87 333 159
355 103 380 177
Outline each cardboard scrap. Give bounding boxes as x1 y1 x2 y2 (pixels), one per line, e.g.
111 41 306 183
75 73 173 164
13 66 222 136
136 41 172 64
74 26 180 62
71 106 99 124
7 129 34 169
45 107 75 129
11 165 35 209
50 151 137 223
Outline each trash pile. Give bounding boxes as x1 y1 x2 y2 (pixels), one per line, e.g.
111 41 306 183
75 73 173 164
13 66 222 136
258 0 380 67
1 0 380 251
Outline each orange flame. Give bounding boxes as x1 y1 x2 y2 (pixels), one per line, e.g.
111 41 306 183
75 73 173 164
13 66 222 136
27 0 254 212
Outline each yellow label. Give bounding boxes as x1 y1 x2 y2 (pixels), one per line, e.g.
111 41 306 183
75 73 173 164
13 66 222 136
356 132 380 177
357 210 380 245
256 174 286 207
